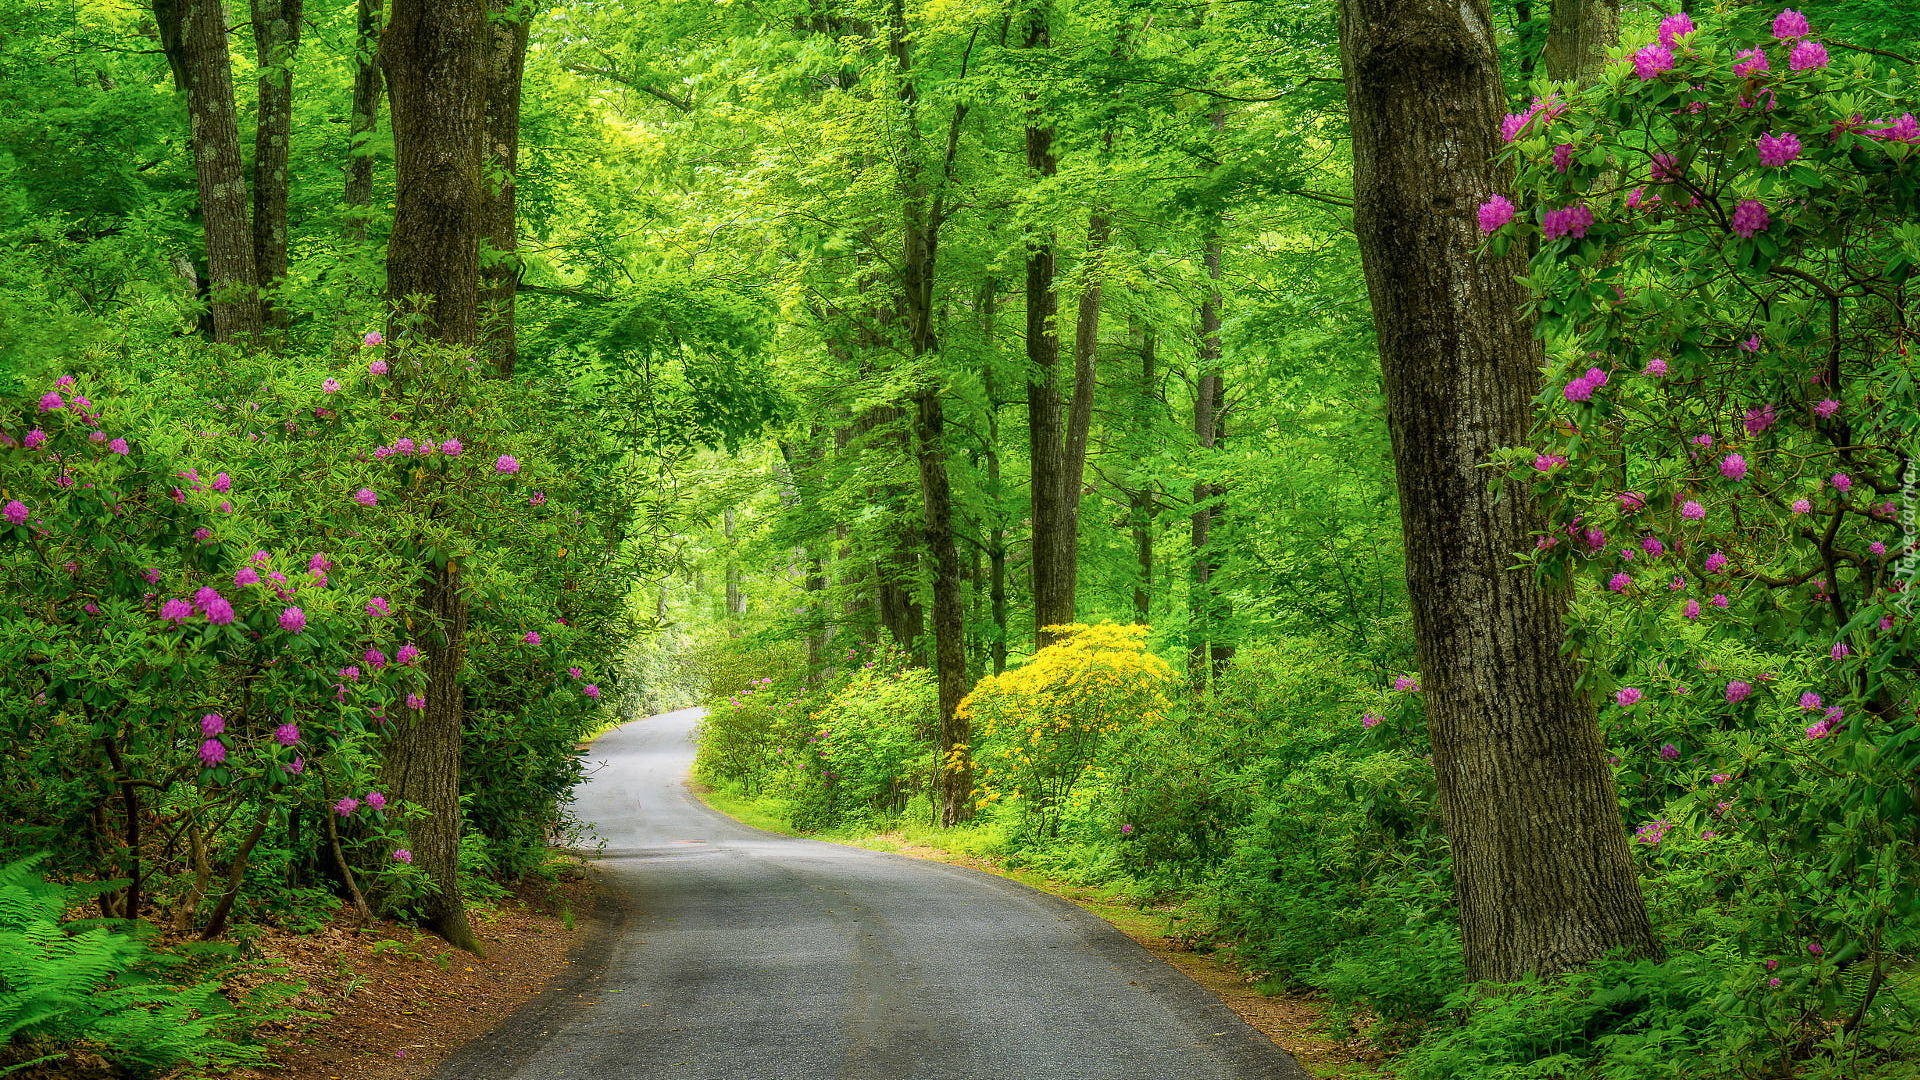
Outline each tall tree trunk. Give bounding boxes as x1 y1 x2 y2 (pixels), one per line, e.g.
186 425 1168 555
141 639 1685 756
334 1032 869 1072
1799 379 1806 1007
251 0 302 337
723 507 744 635
376 0 487 956
1188 120 1231 682
343 0 383 244
480 0 531 374
378 559 485 954
1023 5 1072 649
1542 0 1619 83
381 0 486 344
180 0 264 344
1129 322 1156 622
1336 0 1659 984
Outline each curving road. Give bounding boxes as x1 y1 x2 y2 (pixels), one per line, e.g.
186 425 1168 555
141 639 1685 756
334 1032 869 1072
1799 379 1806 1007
434 708 1309 1080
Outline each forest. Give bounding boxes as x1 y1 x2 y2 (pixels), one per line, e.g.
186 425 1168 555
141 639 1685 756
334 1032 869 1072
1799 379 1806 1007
0 0 1916 1077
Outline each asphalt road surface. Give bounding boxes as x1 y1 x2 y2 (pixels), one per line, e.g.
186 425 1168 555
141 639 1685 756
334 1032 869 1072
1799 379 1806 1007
434 707 1310 1080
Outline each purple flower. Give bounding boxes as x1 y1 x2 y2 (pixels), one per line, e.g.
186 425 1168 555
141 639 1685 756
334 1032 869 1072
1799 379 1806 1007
161 599 193 625
524 630 541 644
1731 199 1770 238
1740 334 1762 354
274 723 300 746
395 438 416 456
283 756 304 775
1735 48 1770 77
364 330 384 346
199 738 227 766
1552 143 1574 172
1682 500 1705 521
1711 773 1730 785
1719 454 1748 481
1608 572 1632 593
1641 536 1665 557
1831 642 1850 660
1542 204 1595 240
1633 43 1676 80
367 596 391 617
1831 473 1852 492
1807 718 1835 739
22 429 47 449
193 586 221 610
1360 712 1382 729
142 568 162 585
406 693 426 709
583 684 602 701
366 791 387 811
1792 498 1812 514
108 437 128 454
322 378 342 394
1534 454 1567 472
393 848 412 864
1801 691 1823 710
496 454 521 474
441 439 463 456
369 359 389 376
1814 398 1840 419
1684 599 1702 619
1615 687 1643 706
1477 195 1516 233
205 597 236 625
529 491 547 507
1705 552 1729 574
1658 12 1694 46
1660 743 1680 761
1870 541 1886 556
202 713 225 736
279 606 307 633
335 797 360 816
1789 40 1828 70
212 472 231 493
1744 404 1778 434
235 567 260 586
1670 575 1686 591
1757 131 1801 166
3 500 26 526
397 643 421 665
1774 9 1810 39
353 488 378 507
1619 492 1646 512
1393 676 1421 692
1726 680 1753 703
38 391 63 411
569 666 584 678
1808 942 1824 955
192 527 212 542
1563 366 1608 401
365 648 387 668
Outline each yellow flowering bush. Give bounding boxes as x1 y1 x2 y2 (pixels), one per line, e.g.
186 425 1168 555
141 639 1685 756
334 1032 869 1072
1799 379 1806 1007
959 623 1178 835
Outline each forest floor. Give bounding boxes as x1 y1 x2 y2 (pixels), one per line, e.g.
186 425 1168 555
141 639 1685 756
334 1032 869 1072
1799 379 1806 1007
693 787 1390 1080
210 869 595 1080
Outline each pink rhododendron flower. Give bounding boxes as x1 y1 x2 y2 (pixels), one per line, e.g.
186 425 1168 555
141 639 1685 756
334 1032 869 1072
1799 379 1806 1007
202 713 225 736
369 359 389 376
1711 594 1729 608
1615 687 1643 706
335 797 360 815
1734 48 1770 77
529 491 547 506
367 791 387 811
23 429 47 450
1642 357 1667 376
279 607 307 633
441 439 463 456
160 599 192 625
1726 681 1753 703
1658 12 1694 46
1705 552 1729 574
397 644 421 664
199 739 226 766
1651 153 1681 182
1670 575 1686 590
1682 500 1705 521
1542 204 1595 240
1533 454 1566 472
38 392 63 411
1814 399 1839 418
1831 642 1850 659
1660 744 1680 761
1619 492 1646 512
1360 713 1381 729
1774 9 1810 39
1608 573 1632 593
1633 43 1675 80
496 454 521 474
367 597 391 617
1393 676 1421 692
1552 143 1574 172
1477 195 1515 233
275 723 300 746
1642 536 1664 557
1720 454 1748 481
354 488 378 507
2 500 26 526
1731 199 1770 237
406 693 426 709
524 630 541 644
568 667 583 678
1792 498 1812 514
1831 473 1852 491
1757 131 1801 166
1789 40 1828 69
1684 599 1702 619
583 684 602 700
364 330 384 346
322 378 341 394
366 648 388 668
109 437 128 454
393 849 412 863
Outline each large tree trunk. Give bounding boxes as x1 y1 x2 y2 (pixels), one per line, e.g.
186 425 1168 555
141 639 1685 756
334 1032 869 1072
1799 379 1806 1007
1188 146 1231 682
376 0 488 956
480 0 531 374
1129 322 1157 622
1543 0 1619 83
180 0 264 344
251 0 302 337
381 0 486 344
1023 6 1074 650
1336 0 1659 984
344 0 383 244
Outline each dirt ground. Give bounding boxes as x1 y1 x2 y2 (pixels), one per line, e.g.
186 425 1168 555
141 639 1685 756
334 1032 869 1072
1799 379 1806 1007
213 872 596 1080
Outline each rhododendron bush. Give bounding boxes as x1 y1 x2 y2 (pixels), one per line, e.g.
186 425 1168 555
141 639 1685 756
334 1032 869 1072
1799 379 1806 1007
1483 6 1920 1037
0 340 610 928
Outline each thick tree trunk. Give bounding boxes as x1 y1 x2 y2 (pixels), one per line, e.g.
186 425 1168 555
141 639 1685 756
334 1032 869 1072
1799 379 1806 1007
379 559 484 954
480 0 531 374
344 0 383 244
1130 323 1157 622
1337 0 1659 984
1023 7 1073 650
251 0 302 337
381 0 486 344
1189 173 1231 681
1543 0 1619 83
180 0 264 344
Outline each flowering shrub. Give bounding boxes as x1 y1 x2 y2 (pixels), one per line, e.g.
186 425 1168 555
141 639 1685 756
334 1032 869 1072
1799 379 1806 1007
1483 6 1920 1064
959 623 1178 836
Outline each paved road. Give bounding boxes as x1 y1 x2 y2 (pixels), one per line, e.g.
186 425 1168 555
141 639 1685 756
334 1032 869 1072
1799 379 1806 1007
435 708 1309 1080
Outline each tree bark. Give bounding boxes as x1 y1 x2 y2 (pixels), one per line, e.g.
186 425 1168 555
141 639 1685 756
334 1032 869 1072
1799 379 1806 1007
1023 5 1073 650
1189 121 1231 682
723 507 744 634
379 559 485 954
1336 0 1660 984
251 0 302 337
199 805 272 940
381 0 486 344
480 0 531 374
1542 0 1619 83
343 0 383 245
1130 322 1157 622
180 0 264 343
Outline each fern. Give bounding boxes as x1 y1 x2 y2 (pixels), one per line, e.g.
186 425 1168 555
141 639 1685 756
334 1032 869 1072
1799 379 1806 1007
0 854 273 1078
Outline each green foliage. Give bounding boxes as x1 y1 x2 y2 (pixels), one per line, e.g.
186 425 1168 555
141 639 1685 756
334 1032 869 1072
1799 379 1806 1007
0 854 273 1076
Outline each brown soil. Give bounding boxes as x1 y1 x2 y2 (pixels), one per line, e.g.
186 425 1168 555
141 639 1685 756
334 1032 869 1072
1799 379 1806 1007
862 833 1391 1080
212 870 596 1080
